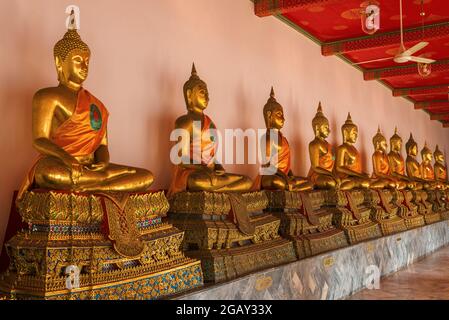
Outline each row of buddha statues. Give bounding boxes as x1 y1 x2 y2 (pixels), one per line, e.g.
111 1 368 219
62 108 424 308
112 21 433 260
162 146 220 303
14 29 448 199
1 19 449 300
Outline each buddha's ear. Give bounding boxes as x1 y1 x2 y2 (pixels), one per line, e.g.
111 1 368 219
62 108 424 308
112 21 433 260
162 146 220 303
186 89 193 105
55 56 63 80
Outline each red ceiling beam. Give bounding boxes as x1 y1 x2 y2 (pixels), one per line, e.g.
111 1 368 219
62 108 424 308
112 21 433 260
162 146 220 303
322 22 449 56
254 0 341 17
430 113 449 121
393 84 449 97
364 60 449 81
415 100 449 110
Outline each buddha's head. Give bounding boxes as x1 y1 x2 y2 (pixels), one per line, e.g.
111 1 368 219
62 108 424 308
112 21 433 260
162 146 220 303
434 145 445 165
342 113 358 144
54 29 90 89
390 127 402 153
373 127 387 153
421 143 433 163
312 102 330 139
183 63 209 113
263 87 284 130
406 134 418 157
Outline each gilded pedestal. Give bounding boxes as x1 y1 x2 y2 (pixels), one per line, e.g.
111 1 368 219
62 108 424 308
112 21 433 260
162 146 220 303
168 191 296 283
396 190 426 229
367 189 408 236
264 190 348 259
413 190 441 224
0 191 203 300
334 190 382 244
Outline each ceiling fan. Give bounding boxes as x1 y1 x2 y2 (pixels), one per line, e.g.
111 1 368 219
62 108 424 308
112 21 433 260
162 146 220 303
353 0 436 66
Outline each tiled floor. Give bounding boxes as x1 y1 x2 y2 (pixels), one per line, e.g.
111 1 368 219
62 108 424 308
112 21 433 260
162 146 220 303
350 246 449 300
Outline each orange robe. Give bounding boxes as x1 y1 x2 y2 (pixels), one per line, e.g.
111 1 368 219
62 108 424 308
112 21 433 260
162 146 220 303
17 88 109 200
435 165 447 181
336 146 362 179
421 163 435 180
389 154 406 176
168 114 218 196
308 143 334 184
252 130 291 190
372 151 391 178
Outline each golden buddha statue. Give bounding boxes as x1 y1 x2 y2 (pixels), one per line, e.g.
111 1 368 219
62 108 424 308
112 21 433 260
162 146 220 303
17 25 153 201
308 103 338 189
388 128 415 189
434 145 448 189
405 134 428 189
335 113 372 190
258 88 312 192
168 64 252 195
371 127 406 190
420 143 439 190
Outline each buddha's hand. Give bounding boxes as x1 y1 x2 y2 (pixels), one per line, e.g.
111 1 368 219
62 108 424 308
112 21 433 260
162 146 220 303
215 164 226 176
88 162 109 172
204 167 218 186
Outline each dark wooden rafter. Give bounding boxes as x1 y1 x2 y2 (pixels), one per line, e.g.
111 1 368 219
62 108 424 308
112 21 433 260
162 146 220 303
322 22 449 56
254 0 341 17
430 112 449 120
393 84 449 97
415 100 449 110
364 60 449 80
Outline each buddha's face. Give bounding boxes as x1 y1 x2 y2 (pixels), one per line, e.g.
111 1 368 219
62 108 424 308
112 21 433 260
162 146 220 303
391 139 402 153
267 106 285 129
318 122 330 139
422 151 432 162
344 126 358 144
408 144 418 156
435 153 445 164
56 49 90 86
376 139 387 152
187 83 209 112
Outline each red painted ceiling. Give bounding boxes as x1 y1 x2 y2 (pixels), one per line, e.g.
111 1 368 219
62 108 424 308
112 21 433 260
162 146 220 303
255 0 449 126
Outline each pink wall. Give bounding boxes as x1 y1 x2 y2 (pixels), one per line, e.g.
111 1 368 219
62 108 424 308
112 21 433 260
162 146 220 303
1 0 449 251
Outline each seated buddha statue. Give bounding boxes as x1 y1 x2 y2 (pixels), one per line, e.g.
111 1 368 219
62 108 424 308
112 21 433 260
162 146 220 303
167 64 252 196
371 128 406 190
258 88 312 192
420 143 439 190
17 26 153 202
434 145 449 189
388 128 416 190
335 114 371 190
405 134 428 189
308 103 338 189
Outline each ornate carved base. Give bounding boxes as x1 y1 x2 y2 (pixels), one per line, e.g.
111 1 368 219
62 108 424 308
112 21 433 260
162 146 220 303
412 191 441 224
441 211 449 220
368 190 407 236
334 190 382 244
0 190 203 300
264 190 348 259
188 238 295 283
168 191 297 282
396 190 425 229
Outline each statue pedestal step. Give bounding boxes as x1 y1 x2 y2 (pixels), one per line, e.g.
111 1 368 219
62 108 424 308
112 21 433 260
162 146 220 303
422 212 441 225
168 191 296 283
0 190 203 300
403 215 426 229
334 190 382 244
441 211 449 220
368 190 408 236
265 190 348 259
376 216 408 236
187 238 295 283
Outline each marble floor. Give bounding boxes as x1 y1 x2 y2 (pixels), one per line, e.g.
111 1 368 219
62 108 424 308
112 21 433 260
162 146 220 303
350 245 449 300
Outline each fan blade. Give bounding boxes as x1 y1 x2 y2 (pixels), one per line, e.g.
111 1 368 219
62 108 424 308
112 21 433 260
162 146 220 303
407 56 436 64
352 57 395 65
402 42 429 56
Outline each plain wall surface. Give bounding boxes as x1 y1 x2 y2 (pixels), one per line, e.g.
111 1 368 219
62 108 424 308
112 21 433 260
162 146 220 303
1 0 449 251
